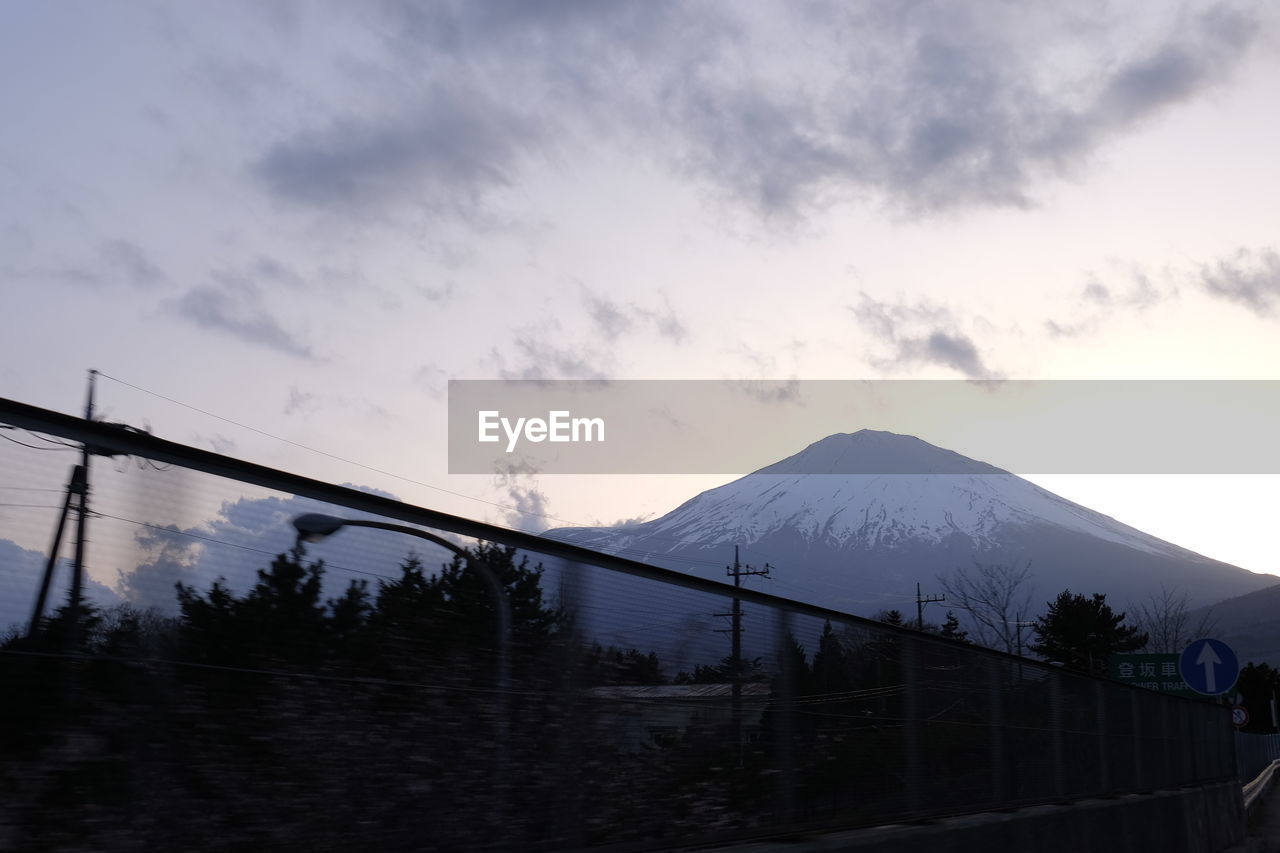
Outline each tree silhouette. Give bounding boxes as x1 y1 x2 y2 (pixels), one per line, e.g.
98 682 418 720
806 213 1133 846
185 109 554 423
937 561 1034 653
1236 663 1279 734
938 610 969 643
1031 590 1147 673
581 644 666 686
811 621 854 694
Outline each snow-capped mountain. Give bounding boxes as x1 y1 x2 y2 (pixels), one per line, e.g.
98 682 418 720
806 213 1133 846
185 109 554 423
545 431 1273 616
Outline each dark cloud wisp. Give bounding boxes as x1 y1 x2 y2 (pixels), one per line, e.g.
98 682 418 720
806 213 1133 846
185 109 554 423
245 2 1262 226
852 294 1000 379
253 87 542 220
1199 248 1280 318
169 276 315 359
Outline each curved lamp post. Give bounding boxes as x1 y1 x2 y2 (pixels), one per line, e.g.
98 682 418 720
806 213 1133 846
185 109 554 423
290 513 510 695
292 513 512 831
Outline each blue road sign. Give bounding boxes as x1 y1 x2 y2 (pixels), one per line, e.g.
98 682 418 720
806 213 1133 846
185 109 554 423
1179 638 1239 696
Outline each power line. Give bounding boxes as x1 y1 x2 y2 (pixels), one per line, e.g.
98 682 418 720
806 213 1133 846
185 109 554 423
0 431 77 451
89 373 819 578
95 371 592 529
21 430 79 448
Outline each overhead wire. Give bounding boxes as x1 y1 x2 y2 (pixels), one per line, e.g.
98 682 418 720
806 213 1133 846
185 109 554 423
95 371 593 531
0 431 77 451
92 372 805 569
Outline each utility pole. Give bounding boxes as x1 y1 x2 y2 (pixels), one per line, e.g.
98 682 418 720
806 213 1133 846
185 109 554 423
27 369 97 648
66 369 96 651
717 545 771 764
916 581 944 631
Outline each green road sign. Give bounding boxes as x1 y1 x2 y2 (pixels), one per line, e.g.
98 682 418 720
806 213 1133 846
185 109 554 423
1109 653 1200 699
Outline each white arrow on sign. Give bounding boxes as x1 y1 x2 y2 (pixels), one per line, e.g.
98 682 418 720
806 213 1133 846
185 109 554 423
1197 642 1223 694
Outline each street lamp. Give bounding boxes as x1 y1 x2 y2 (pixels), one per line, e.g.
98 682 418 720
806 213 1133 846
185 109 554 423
293 513 512 831
290 513 510 694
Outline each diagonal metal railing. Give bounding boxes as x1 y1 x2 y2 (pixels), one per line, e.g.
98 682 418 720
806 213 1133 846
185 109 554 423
0 396 1241 851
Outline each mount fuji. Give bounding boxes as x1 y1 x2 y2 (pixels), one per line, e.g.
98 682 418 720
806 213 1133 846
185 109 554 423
545 431 1273 617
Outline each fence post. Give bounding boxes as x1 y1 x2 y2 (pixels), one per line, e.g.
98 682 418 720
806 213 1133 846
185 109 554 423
1177 701 1187 778
989 658 1008 804
1161 700 1173 786
1130 691 1144 791
1095 681 1108 794
773 609 796 826
553 557 585 849
903 635 921 813
1050 674 1065 797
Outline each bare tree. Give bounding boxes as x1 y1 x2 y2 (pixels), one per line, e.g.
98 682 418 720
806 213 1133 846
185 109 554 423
937 561 1035 654
1131 586 1217 653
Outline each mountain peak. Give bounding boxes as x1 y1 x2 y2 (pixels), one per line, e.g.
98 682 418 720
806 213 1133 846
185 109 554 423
754 430 1007 476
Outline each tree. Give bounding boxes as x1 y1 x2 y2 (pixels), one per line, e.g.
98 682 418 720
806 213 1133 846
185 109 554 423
674 655 764 684
176 545 331 666
1031 590 1148 673
811 621 854 694
938 611 969 643
937 561 1034 654
581 644 666 686
874 609 905 626
1131 586 1216 654
1236 663 1279 734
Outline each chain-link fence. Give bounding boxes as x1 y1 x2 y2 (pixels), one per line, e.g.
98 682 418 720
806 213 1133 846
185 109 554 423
0 399 1240 851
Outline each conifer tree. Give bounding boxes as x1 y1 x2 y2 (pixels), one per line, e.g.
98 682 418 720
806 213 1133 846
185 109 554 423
1031 590 1147 673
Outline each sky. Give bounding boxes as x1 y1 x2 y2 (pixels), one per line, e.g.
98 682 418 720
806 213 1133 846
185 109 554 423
2 0 1279 610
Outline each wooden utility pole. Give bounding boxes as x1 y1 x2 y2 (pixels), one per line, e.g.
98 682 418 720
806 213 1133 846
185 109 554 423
719 546 771 762
28 369 97 648
916 581 944 631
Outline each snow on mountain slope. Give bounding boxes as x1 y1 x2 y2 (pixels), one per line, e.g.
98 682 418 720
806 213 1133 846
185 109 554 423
546 431 1269 613
560 431 1208 562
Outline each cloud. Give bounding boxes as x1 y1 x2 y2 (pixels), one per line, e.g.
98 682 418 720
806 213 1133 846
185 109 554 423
492 460 551 533
1091 6 1252 124
253 86 543 221
416 280 457 304
584 290 634 338
115 492 412 613
169 275 316 359
582 289 688 344
604 514 652 528
1047 270 1178 337
491 319 615 380
731 379 803 406
910 331 990 379
852 293 1000 379
99 240 165 289
1198 247 1280 317
1 538 121 633
2 239 166 291
194 433 238 455
242 3 1263 227
116 524 204 611
283 385 317 416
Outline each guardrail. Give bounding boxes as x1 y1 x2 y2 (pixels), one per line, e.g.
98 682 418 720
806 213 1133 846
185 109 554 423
0 397 1241 851
1238 733 1280 815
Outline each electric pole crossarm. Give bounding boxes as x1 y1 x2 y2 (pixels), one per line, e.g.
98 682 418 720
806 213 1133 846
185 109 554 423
724 545 773 767
916 582 945 631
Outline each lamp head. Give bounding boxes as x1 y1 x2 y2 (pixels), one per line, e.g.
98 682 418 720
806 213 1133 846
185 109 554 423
292 513 348 543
